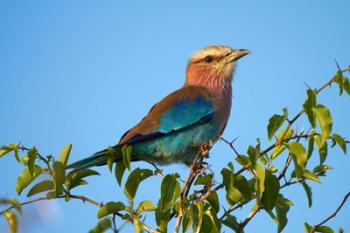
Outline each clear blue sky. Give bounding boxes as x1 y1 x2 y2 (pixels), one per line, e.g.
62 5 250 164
1 1 350 232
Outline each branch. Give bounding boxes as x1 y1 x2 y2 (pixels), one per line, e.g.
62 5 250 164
0 192 101 216
232 71 339 177
310 192 350 233
68 193 102 207
143 223 161 233
0 197 49 215
18 144 54 174
220 137 240 157
236 205 262 233
111 214 118 233
219 202 244 221
174 141 212 233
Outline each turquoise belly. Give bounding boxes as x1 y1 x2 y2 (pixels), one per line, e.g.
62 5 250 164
132 123 219 164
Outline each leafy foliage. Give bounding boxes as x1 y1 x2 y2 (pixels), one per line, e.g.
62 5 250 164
0 67 349 233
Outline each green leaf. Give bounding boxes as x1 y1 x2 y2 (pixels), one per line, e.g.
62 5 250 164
247 146 257 168
271 128 295 159
221 215 239 232
303 89 317 128
313 164 333 175
97 201 125 218
221 169 239 205
194 174 213 185
105 147 116 173
159 174 180 211
302 181 313 208
227 162 234 172
315 225 334 233
0 199 22 214
27 147 37 176
267 108 288 140
334 70 344 95
307 135 315 159
182 211 192 233
261 173 280 211
124 168 152 200
0 144 19 161
16 166 42 195
137 200 156 213
316 104 333 145
275 195 292 233
67 169 99 183
59 144 72 166
314 135 328 164
155 208 170 233
207 190 220 213
303 170 320 183
201 208 220 233
115 160 127 186
222 168 252 205
89 218 111 233
53 161 66 196
275 205 288 233
121 145 132 171
331 134 347 154
288 142 307 178
27 180 54 197
235 155 251 168
304 222 312 233
269 165 278 173
343 77 350 96
66 168 98 190
46 191 57 199
234 175 252 200
276 194 293 208
255 163 266 203
4 211 18 233
68 179 88 190
191 202 203 233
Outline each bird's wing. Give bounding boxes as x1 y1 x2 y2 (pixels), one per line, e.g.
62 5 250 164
118 85 215 146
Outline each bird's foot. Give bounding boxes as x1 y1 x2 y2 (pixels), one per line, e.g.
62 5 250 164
199 140 213 157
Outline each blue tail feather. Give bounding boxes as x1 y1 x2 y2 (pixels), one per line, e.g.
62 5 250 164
67 147 121 170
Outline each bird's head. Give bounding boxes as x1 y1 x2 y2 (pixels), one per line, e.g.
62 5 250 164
185 45 250 90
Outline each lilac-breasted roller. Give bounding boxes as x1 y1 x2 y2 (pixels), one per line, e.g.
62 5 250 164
68 45 250 170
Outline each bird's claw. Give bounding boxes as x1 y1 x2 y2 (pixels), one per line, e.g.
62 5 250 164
199 140 213 156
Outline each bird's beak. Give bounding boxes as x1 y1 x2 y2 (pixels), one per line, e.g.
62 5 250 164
225 49 251 64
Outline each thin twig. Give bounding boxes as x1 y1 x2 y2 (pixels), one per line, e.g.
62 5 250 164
310 192 350 233
143 223 161 233
112 214 118 233
18 144 54 174
0 192 102 215
278 134 303 180
233 71 339 177
220 137 240 156
219 202 244 221
278 154 292 180
236 205 261 233
0 197 49 215
68 193 102 207
198 134 310 204
174 142 211 233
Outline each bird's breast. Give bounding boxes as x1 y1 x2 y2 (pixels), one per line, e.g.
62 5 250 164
212 84 232 135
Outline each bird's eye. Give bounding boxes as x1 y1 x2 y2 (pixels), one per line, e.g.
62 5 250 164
204 56 213 63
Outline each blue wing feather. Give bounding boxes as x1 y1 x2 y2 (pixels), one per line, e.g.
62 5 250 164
119 94 215 146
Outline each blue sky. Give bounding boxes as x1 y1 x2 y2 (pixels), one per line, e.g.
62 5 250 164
1 1 350 232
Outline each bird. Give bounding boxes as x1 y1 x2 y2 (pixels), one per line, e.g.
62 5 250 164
67 45 250 170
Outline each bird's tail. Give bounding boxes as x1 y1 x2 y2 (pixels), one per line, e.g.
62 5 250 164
66 146 121 170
